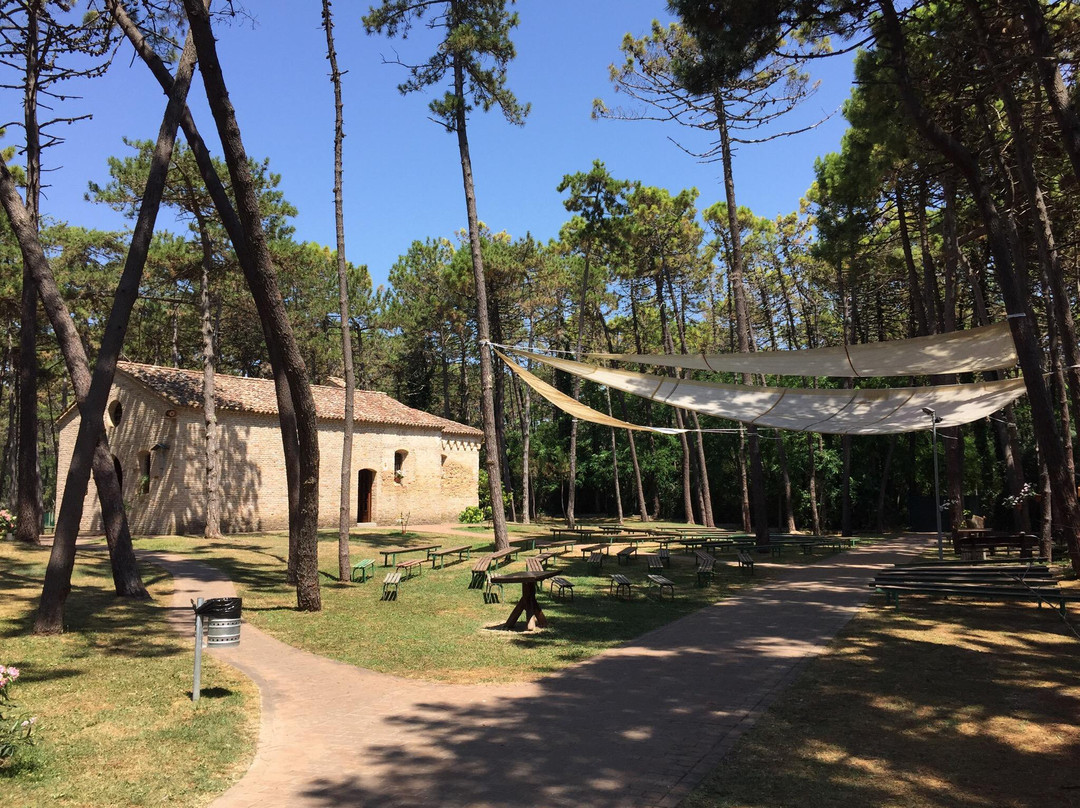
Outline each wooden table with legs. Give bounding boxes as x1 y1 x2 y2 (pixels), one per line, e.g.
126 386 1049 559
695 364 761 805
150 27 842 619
489 569 559 631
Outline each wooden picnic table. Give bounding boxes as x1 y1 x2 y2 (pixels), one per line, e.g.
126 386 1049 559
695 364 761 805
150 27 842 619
508 536 538 551
535 538 576 552
490 569 560 631
380 543 441 566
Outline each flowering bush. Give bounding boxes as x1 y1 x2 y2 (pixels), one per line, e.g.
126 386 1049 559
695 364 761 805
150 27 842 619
0 665 37 764
0 509 15 534
1002 483 1038 508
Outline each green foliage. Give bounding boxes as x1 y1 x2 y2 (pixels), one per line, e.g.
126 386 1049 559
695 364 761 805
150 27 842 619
458 505 490 523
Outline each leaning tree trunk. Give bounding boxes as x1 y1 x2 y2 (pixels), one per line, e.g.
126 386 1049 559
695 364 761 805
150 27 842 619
110 0 312 587
451 56 508 550
0 157 148 599
185 0 323 607
30 29 196 632
322 0 354 581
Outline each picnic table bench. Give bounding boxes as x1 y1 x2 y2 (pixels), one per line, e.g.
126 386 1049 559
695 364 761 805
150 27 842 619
872 580 1080 615
617 546 637 565
550 576 575 600
350 558 375 582
380 543 441 567
535 551 561 569
381 572 401 601
428 544 472 569
469 555 493 589
695 550 716 586
658 548 671 567
490 547 521 566
535 539 577 552
736 551 755 574
396 558 424 579
609 573 633 600
508 536 538 551
579 543 609 559
647 574 675 600
587 551 605 574
645 554 663 573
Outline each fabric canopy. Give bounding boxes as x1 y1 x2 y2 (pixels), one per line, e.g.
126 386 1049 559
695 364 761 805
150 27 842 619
504 347 1028 435
496 351 687 434
587 321 1017 378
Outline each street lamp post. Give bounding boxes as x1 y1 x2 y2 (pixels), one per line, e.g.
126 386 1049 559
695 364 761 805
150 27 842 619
923 407 944 560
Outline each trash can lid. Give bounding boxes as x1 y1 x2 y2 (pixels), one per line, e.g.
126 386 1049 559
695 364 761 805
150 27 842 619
193 597 242 618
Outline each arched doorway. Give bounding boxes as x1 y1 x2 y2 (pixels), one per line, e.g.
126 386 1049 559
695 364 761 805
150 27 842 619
112 455 124 492
356 469 376 523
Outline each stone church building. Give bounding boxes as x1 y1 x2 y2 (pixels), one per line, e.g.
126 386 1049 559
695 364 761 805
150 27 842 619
54 362 482 535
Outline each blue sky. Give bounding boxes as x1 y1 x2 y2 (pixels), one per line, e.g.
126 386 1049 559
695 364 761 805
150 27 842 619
20 1 854 291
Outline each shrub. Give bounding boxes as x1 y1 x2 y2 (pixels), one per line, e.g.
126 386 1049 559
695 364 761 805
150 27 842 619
0 665 36 766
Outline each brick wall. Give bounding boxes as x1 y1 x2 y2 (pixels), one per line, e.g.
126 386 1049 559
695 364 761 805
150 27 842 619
55 374 480 535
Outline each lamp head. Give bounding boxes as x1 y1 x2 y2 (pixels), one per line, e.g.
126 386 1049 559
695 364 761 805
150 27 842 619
922 407 935 417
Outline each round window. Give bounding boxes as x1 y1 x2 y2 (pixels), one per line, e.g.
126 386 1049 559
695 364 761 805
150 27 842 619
107 400 123 427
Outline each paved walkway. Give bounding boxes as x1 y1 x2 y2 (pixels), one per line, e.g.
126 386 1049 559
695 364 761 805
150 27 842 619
143 533 926 808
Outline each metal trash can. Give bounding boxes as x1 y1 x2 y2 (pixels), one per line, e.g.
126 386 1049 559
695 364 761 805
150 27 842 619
194 597 242 647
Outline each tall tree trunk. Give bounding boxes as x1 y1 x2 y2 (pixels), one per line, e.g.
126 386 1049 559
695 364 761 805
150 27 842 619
876 436 896 533
322 0 354 581
716 96 768 543
450 57 508 550
654 272 695 523
29 29 195 632
1 164 147 600
197 213 221 539
808 432 821 535
605 390 624 524
15 0 43 545
185 0 323 607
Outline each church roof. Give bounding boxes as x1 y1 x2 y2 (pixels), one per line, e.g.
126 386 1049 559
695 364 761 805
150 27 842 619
117 361 483 438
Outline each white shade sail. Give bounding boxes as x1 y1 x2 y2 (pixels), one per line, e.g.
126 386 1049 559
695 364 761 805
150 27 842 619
587 321 1017 378
505 347 1028 435
496 351 687 434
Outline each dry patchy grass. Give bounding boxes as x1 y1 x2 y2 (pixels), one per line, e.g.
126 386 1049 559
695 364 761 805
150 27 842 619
684 591 1080 808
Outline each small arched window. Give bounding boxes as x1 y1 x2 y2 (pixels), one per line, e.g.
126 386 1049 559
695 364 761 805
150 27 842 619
107 400 123 427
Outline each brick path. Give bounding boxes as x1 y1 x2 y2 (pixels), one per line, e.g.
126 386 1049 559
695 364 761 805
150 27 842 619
143 534 923 807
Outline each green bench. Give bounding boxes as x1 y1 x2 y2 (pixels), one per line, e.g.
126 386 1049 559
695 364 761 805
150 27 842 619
695 550 716 586
468 555 493 589
350 558 375 582
872 581 1080 615
617 546 637 565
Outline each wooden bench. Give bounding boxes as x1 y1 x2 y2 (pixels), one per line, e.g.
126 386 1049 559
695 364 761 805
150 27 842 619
617 546 637 566
525 556 545 577
695 551 716 587
380 543 440 567
469 555 493 589
396 558 424 579
428 544 472 569
645 554 663 573
535 539 576 553
551 576 575 600
658 548 671 567
381 572 401 601
535 551 560 569
490 547 520 566
872 580 1080 615
350 558 375 582
736 551 755 574
610 573 633 600
587 551 605 574
647 574 675 600
579 543 608 559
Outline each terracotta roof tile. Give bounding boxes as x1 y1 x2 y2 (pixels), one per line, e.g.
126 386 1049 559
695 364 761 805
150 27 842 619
117 362 483 438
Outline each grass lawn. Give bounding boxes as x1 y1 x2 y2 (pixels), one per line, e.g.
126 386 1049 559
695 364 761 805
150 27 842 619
134 525 788 683
0 541 258 807
684 582 1080 808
